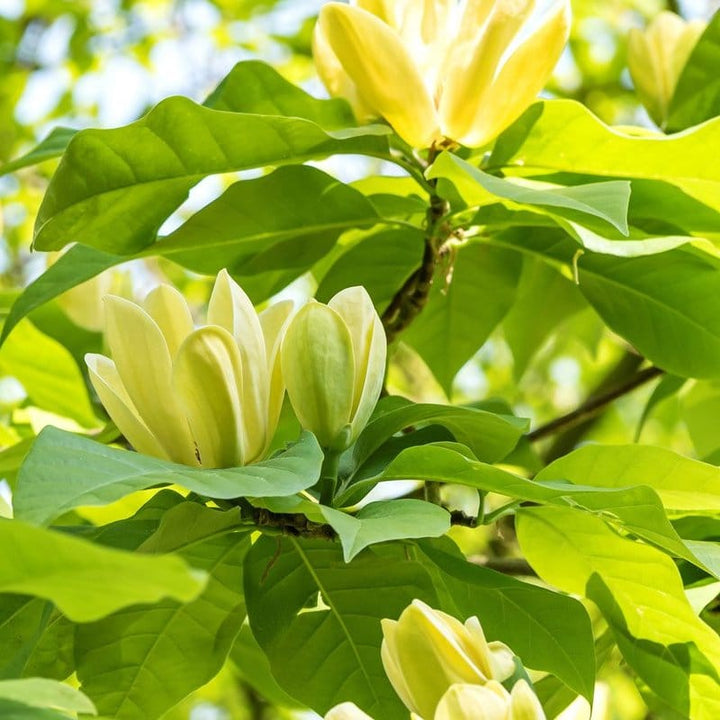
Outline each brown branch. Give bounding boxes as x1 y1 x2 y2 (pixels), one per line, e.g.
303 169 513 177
381 146 452 344
528 365 664 444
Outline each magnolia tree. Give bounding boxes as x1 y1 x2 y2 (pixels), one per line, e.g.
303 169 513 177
2 1 720 719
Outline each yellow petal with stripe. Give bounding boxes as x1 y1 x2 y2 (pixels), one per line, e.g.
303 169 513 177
435 683 510 720
318 3 440 147
104 295 197 466
85 353 167 460
173 326 246 468
509 679 547 720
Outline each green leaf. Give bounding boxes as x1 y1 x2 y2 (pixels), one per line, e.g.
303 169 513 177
517 506 720 719
0 699 82 720
0 679 95 715
376 443 720 577
76 506 250 720
315 227 424 312
429 152 631 235
490 100 720 212
33 97 390 254
0 127 77 178
0 245 122 349
0 518 205 621
681 381 720 458
503 258 586 378
154 165 393 301
404 243 522 393
341 397 528 499
0 320 97 427
244 536 438 717
416 538 595 701
204 60 355 127
536 443 720 515
667 11 720 132
14 427 324 526
636 374 687 441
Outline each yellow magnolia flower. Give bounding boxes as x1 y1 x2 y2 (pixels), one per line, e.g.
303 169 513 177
434 680 546 720
85 270 292 468
325 702 375 719
313 0 571 148
380 599 515 719
628 11 705 128
281 286 386 450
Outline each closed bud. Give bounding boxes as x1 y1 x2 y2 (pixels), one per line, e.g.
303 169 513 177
435 682 511 720
281 286 386 450
86 269 292 468
313 0 571 148
628 12 705 128
380 600 515 719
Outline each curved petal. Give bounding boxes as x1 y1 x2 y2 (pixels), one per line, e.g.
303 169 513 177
464 617 515 682
104 296 197 465
281 302 355 449
259 300 294 445
143 284 194 358
313 18 376 122
509 679 547 720
173 326 246 468
381 620 423 716
328 287 385 441
208 269 268 458
324 702 375 720
443 0 570 147
318 3 440 147
85 353 167 460
435 683 510 720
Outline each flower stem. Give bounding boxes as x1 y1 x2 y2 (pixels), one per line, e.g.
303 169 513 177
319 450 341 506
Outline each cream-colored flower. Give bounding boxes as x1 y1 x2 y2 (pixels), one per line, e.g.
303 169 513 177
281 286 386 451
313 0 571 148
380 599 516 719
325 702 375 719
628 11 705 127
434 680 546 720
85 269 292 468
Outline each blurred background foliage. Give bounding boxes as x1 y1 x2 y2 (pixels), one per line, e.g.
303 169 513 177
2 0 720 718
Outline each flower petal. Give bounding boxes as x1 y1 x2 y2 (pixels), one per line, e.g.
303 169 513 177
509 679 547 720
143 284 194 358
328 287 385 439
443 0 570 147
281 302 355 448
104 296 197 465
435 683 510 720
324 702 375 720
317 2 440 147
208 269 268 459
259 300 294 444
85 353 168 460
173 326 246 468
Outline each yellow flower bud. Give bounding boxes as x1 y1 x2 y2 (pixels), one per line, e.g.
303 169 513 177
509 679 547 720
380 600 516 719
628 12 706 128
281 286 386 450
325 702 375 720
85 269 292 468
313 0 571 148
435 682 512 720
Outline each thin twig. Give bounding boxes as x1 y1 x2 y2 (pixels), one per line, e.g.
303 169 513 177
528 366 664 443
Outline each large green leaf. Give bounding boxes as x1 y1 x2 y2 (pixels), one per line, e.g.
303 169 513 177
153 165 399 301
342 397 527 491
492 229 720 379
416 538 595 701
76 504 250 720
490 99 720 211
667 11 720 132
0 518 204 621
517 506 720 719
244 536 438 718
0 679 94 715
33 97 390 254
429 152 631 234
14 427 323 526
536 443 720 514
0 320 97 427
376 444 720 577
404 243 522 393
